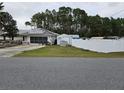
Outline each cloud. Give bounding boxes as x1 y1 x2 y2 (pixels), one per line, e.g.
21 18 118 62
108 2 120 7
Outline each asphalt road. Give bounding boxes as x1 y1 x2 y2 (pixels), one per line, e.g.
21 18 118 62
0 58 124 90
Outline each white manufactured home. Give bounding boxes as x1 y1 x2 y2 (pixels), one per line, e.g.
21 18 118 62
57 34 79 45
19 28 59 45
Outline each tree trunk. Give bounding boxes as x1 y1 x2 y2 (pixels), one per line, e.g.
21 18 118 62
23 36 25 41
3 36 6 41
12 37 14 40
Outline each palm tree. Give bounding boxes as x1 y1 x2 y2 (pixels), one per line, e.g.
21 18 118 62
25 21 33 29
0 2 4 35
25 21 31 26
0 2 4 11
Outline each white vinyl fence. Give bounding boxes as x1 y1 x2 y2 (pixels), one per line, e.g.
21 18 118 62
72 39 124 53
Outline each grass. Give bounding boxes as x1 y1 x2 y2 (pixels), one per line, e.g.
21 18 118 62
14 45 124 58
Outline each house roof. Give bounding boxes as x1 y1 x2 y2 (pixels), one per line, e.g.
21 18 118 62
57 34 79 38
19 28 59 37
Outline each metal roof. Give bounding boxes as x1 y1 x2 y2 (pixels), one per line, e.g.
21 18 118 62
57 34 79 38
19 28 59 37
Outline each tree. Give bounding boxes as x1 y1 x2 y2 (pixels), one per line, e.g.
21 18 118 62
119 18 124 37
0 3 18 40
27 6 124 37
0 2 4 11
0 12 18 40
5 20 18 40
110 17 121 36
25 21 31 26
86 15 104 37
102 17 112 36
0 2 4 33
31 12 43 28
58 6 73 34
25 21 33 29
51 9 58 32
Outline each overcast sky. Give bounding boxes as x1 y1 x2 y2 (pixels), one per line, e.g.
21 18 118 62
3 2 124 29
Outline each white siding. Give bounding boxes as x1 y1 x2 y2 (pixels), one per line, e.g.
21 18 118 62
27 36 30 43
48 36 56 44
57 34 79 45
57 37 71 45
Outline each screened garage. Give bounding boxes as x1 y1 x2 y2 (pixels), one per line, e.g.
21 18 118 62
30 37 47 44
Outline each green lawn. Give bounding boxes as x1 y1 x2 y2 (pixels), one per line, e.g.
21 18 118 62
14 45 124 58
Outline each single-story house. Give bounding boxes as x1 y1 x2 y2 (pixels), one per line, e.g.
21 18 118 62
90 37 104 40
57 34 79 46
103 36 120 40
89 36 120 40
19 28 59 45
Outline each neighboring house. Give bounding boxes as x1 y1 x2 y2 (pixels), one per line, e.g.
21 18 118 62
90 36 120 40
19 28 59 45
103 36 120 40
57 34 79 46
90 37 104 40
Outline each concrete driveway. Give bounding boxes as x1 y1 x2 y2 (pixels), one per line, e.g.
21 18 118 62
0 45 44 57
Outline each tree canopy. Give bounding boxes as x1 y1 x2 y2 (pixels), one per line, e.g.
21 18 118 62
27 6 124 37
0 2 4 11
0 2 18 40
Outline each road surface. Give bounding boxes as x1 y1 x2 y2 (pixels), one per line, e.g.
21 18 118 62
0 58 124 90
